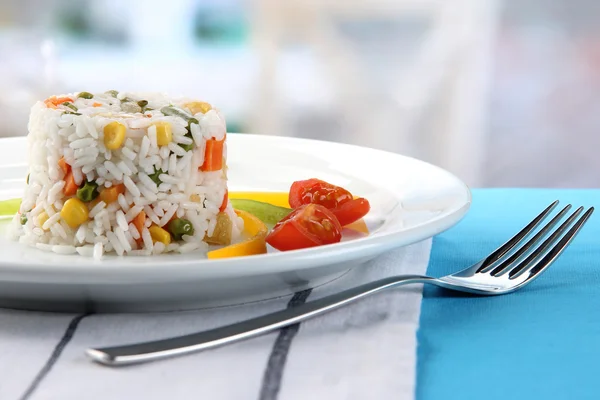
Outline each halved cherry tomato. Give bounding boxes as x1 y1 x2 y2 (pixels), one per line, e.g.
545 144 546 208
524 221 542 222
288 179 370 226
266 203 342 251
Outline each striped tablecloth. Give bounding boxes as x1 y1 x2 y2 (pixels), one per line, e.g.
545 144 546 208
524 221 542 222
1 241 432 400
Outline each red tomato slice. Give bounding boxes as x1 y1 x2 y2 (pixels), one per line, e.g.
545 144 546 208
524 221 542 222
288 179 370 226
266 203 342 251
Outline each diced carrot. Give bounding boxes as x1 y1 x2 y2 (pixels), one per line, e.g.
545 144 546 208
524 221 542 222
58 157 70 175
132 211 146 235
44 96 74 109
63 171 78 196
92 102 102 107
200 139 224 172
98 183 126 204
219 189 228 212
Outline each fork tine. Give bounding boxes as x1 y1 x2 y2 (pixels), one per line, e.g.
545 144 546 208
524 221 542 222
522 207 594 280
508 207 593 280
477 200 559 272
489 204 572 276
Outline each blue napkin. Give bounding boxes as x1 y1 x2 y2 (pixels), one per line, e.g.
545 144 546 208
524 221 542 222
418 189 600 400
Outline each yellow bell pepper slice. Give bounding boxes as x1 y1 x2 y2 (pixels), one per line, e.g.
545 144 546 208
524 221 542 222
228 191 290 208
228 191 369 234
207 209 268 259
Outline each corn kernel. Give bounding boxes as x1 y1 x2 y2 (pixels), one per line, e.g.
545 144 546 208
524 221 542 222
38 212 50 230
103 121 126 150
185 101 212 115
61 198 89 228
149 225 171 245
153 122 173 146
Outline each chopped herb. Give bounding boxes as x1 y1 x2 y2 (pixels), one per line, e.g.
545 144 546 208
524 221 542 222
149 168 164 185
77 91 93 99
20 214 27 225
63 102 78 112
26 174 29 184
105 90 119 97
64 111 82 115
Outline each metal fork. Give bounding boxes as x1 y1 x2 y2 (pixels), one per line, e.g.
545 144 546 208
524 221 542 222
87 201 593 366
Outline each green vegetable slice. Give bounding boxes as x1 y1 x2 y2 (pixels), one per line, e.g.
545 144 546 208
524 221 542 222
230 199 291 226
161 106 193 122
0 198 22 217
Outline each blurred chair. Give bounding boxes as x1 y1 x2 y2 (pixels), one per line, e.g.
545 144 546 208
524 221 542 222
249 0 499 186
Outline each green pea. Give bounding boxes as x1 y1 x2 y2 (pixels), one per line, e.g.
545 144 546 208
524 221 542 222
63 102 78 112
76 181 99 202
149 168 164 185
105 90 119 97
167 218 195 240
20 214 27 225
78 91 94 99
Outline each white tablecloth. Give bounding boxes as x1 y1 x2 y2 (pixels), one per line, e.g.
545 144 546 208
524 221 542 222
2 239 431 400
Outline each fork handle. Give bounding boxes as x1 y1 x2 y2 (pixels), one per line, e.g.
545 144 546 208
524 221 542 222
87 275 431 366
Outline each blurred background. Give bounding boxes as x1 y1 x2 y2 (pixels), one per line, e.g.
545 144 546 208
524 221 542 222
0 0 598 188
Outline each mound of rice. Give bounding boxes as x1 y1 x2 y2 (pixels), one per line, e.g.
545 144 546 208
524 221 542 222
10 91 243 258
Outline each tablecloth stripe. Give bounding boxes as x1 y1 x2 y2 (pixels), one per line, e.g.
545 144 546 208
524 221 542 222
19 314 88 400
259 289 312 400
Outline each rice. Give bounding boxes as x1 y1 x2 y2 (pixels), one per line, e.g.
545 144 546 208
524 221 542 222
11 91 241 258
93 242 103 259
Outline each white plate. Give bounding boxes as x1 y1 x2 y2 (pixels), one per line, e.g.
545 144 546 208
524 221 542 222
0 135 470 312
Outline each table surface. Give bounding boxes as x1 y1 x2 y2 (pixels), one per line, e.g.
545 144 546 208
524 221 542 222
417 189 599 400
